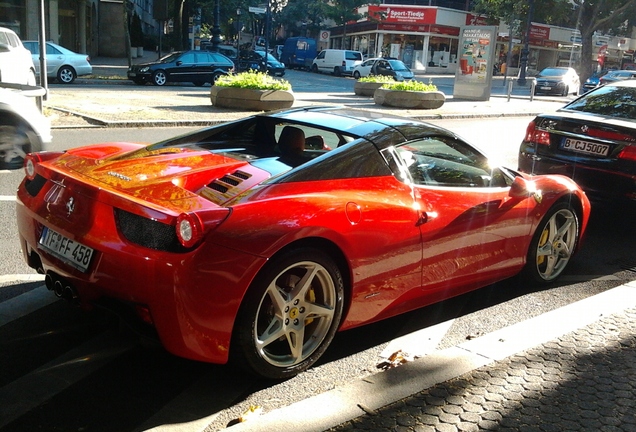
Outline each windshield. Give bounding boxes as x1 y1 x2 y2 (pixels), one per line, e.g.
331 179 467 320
388 60 409 71
539 68 568 77
160 52 182 63
565 85 636 120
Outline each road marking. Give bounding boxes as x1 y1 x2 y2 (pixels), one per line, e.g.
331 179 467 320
0 195 16 201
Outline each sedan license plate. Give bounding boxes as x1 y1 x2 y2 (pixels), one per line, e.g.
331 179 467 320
561 137 610 157
540 86 551 90
39 227 94 272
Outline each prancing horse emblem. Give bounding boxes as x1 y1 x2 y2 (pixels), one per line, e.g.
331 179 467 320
66 197 75 217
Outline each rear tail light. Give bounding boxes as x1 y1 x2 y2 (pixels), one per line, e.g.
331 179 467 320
525 120 551 146
176 212 204 248
618 145 636 161
24 152 63 180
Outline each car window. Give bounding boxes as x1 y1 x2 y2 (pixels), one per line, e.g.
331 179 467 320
46 44 62 55
194 52 210 63
180 52 195 63
5 31 20 48
346 51 362 61
316 51 325 60
0 31 8 45
392 137 508 188
565 85 636 120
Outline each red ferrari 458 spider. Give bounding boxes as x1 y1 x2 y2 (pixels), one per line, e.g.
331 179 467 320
16 107 590 379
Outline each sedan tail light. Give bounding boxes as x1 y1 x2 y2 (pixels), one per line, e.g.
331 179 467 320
618 145 636 161
525 120 551 146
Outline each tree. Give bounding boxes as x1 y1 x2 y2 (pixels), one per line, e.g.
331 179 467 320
473 0 636 81
572 0 636 81
327 0 368 49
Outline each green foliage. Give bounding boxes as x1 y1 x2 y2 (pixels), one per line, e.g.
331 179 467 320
380 81 438 91
214 71 292 90
358 75 395 83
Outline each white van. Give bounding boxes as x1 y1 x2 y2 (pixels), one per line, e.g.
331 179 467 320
311 49 363 76
0 27 36 85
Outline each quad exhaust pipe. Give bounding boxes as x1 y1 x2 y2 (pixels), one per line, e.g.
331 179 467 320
45 272 79 302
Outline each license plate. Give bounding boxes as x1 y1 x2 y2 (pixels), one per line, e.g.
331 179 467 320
129 72 136 77
540 86 551 90
39 227 94 272
561 137 610 157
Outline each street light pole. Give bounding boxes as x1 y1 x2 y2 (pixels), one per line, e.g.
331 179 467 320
518 0 534 86
211 0 221 51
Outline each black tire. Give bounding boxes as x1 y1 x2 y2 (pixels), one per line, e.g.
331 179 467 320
211 72 223 84
0 121 41 170
522 200 580 284
562 85 569 96
152 70 167 86
311 64 319 73
57 66 76 84
334 66 341 77
232 248 344 380
353 71 361 79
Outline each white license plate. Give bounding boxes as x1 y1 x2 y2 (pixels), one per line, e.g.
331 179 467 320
540 86 551 90
561 137 610 157
129 72 136 77
39 227 94 272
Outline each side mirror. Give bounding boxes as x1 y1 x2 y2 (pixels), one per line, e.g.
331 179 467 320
509 176 542 203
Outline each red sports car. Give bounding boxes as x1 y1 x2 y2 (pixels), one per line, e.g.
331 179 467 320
16 107 590 379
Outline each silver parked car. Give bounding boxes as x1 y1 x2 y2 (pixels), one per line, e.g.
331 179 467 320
23 41 92 84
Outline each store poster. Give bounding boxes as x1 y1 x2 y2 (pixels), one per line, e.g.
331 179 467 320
453 26 498 101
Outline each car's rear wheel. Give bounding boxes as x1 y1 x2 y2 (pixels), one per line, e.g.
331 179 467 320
211 72 223 84
334 66 341 76
353 71 361 79
523 201 579 284
233 248 344 379
152 70 167 86
57 66 76 84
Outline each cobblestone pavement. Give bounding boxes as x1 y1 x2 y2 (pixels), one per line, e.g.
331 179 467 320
330 307 636 432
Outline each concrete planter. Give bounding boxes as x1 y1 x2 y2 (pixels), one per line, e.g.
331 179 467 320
354 81 387 97
373 88 446 109
210 86 294 111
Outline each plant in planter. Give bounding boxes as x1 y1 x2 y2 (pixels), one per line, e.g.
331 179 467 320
374 80 445 109
354 75 394 97
210 71 294 111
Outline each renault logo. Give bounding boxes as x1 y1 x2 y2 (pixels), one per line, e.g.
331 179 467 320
65 197 75 217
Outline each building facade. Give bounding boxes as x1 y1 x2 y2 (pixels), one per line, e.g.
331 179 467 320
330 4 635 74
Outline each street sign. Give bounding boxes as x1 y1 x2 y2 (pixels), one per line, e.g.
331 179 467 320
249 6 266 14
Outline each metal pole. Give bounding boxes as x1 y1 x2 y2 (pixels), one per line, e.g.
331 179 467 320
518 0 534 86
37 0 48 106
211 0 221 51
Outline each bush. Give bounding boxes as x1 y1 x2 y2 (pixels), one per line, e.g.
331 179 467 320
381 80 438 91
215 71 292 91
358 75 395 83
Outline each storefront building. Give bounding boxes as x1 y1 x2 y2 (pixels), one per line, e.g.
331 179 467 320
329 4 634 74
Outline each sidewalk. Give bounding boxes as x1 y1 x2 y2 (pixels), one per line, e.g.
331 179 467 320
222 282 636 432
43 54 568 129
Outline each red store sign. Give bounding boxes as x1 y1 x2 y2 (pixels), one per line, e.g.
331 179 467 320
529 24 550 41
368 5 437 25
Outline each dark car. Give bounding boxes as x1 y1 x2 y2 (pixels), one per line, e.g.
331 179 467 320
519 80 636 204
534 67 580 96
127 50 234 86
237 50 285 76
599 70 636 85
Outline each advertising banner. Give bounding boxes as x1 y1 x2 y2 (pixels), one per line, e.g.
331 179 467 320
453 26 498 101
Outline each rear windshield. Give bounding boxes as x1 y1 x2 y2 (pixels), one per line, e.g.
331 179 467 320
345 51 362 61
565 85 636 120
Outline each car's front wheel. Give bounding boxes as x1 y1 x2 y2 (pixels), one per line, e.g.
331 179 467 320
152 70 167 86
523 201 580 284
0 122 41 169
57 66 76 84
233 248 344 379
353 71 361 79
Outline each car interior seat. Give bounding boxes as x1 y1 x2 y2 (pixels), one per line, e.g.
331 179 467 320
278 125 305 156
